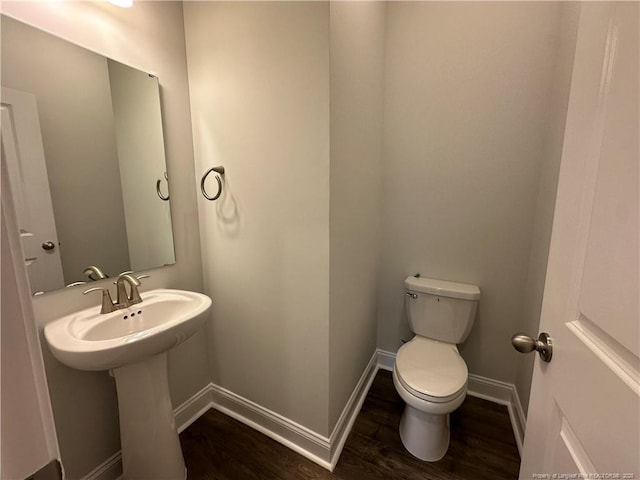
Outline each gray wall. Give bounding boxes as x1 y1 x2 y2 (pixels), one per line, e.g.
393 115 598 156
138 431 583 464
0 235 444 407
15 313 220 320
328 1 386 433
1 2 581 476
376 2 568 388
515 3 580 413
184 1 389 439
1 16 131 284
184 1 332 436
1 2 207 478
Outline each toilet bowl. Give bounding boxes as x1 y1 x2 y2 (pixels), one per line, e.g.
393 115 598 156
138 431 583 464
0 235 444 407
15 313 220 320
393 276 480 461
393 336 468 461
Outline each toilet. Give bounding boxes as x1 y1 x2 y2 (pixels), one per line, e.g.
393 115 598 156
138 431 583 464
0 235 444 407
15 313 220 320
393 275 480 462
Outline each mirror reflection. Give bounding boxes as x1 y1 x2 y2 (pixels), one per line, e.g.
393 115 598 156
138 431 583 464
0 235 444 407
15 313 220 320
1 16 176 294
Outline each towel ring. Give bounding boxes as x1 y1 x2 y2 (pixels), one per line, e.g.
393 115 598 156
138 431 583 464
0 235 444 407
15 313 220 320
156 171 169 201
201 166 225 201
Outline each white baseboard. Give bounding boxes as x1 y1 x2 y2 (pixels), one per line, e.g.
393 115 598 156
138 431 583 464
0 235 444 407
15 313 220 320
466 373 526 456
376 348 526 456
207 382 332 469
377 348 396 372
84 348 526 480
81 451 121 480
508 384 526 455
328 351 379 470
83 350 379 478
174 383 214 434
467 373 513 404
206 349 380 471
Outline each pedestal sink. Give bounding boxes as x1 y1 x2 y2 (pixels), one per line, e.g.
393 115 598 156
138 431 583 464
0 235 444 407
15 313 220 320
44 289 212 480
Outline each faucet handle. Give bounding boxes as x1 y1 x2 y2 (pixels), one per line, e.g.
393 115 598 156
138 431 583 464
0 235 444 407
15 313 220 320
115 272 148 281
112 272 151 286
83 287 117 314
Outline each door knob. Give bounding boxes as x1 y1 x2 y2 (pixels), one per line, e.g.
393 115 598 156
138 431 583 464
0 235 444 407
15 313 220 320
42 241 56 251
511 332 552 362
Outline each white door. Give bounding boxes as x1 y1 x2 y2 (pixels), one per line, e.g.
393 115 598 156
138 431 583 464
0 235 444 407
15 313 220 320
1 87 64 293
519 3 639 479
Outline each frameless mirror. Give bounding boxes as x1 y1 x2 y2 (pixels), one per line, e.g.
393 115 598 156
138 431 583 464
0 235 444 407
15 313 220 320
1 15 176 294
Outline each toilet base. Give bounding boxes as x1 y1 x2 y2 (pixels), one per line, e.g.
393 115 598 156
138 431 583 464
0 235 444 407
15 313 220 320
398 405 449 462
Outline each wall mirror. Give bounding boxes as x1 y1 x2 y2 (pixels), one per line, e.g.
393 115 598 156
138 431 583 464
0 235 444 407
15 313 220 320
1 15 176 294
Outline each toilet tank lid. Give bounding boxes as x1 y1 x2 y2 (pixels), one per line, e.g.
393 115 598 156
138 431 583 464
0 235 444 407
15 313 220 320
404 276 480 300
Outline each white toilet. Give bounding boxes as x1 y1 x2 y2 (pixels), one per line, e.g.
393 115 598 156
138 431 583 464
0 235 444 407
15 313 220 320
393 275 480 462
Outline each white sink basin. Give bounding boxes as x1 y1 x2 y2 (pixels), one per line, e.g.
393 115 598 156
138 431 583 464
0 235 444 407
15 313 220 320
45 288 212 371
45 288 212 479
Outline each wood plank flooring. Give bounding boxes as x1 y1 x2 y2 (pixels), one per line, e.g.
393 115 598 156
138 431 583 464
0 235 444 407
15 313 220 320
180 370 520 479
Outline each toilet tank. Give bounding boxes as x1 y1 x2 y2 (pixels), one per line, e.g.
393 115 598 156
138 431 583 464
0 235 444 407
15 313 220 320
404 276 480 344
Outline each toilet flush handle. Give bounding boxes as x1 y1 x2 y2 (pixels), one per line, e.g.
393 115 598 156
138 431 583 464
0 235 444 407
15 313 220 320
405 292 417 299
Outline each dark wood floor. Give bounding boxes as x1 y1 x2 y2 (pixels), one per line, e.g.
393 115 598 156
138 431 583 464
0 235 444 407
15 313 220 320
180 370 520 479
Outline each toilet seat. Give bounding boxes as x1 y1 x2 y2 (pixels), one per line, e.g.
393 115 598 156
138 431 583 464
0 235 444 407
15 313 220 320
395 337 468 403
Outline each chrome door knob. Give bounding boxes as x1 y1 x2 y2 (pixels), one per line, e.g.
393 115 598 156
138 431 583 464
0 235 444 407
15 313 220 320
42 241 56 251
511 332 553 362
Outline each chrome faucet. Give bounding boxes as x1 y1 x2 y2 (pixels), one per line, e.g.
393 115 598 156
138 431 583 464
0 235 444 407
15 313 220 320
83 273 149 314
116 273 145 308
83 287 118 314
83 265 108 281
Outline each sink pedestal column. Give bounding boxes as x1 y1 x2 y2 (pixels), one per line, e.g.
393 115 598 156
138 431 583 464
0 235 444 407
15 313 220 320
113 352 186 480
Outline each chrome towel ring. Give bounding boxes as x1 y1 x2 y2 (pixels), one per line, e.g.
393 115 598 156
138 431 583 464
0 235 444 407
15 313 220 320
156 171 169 201
201 166 225 201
